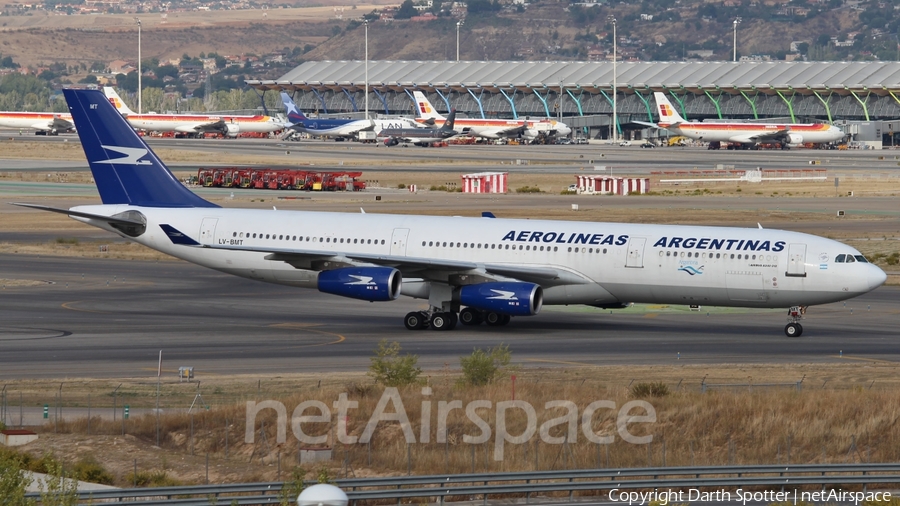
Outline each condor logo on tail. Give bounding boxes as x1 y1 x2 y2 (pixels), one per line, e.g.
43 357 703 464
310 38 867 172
95 146 151 165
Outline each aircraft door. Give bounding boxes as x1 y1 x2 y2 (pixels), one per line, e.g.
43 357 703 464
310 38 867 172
391 228 410 256
625 237 646 268
199 218 218 245
786 243 808 277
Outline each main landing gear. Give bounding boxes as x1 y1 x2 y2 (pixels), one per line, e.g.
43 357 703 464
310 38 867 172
404 308 510 331
784 306 807 337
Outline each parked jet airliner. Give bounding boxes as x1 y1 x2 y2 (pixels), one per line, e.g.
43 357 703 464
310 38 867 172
0 111 74 134
17 89 886 337
281 92 418 139
412 91 572 140
103 87 282 137
636 92 845 149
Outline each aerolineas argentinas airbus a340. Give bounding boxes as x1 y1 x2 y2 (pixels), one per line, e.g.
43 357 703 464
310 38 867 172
18 90 886 337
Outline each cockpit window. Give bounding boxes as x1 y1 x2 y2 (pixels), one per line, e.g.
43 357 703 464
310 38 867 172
846 255 855 263
854 255 869 263
835 254 846 263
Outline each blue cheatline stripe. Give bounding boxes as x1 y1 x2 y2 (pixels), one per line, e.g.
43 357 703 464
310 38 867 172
62 89 218 208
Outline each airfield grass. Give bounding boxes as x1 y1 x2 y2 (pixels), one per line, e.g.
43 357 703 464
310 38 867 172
3 364 900 487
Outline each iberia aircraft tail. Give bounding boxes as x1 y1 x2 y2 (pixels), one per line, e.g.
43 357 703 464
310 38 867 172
102 87 137 116
412 91 446 121
653 92 685 127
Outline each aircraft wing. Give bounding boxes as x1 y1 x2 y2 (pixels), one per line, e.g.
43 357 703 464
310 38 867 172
50 115 75 132
202 243 590 288
187 119 228 132
729 128 790 144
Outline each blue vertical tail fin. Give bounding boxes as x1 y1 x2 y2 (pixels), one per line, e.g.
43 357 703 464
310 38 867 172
63 89 217 208
280 92 308 124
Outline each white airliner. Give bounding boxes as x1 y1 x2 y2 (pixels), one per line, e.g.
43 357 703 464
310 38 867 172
412 91 572 140
0 111 74 134
281 92 419 139
17 89 886 337
636 92 845 149
103 87 282 137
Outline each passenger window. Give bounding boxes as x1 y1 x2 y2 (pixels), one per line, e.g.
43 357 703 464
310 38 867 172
443 242 447 247
602 248 606 254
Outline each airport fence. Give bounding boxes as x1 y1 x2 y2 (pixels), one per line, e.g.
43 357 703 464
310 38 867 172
2 375 899 481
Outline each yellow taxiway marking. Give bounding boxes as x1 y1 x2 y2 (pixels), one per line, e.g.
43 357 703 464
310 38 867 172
524 358 597 367
61 301 109 314
644 313 659 318
268 323 347 347
835 355 897 364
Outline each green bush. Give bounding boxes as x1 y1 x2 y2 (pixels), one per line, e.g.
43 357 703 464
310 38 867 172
397 183 406 189
368 340 422 387
0 450 34 506
515 186 543 193
459 344 511 386
279 468 306 506
72 456 114 485
631 381 670 398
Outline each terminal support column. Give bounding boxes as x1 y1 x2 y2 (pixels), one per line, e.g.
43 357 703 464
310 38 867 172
702 89 724 119
849 90 871 121
812 90 834 124
341 88 360 112
738 89 759 120
774 89 797 123
498 88 518 119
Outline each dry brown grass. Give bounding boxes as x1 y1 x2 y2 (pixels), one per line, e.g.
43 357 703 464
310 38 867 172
6 364 900 485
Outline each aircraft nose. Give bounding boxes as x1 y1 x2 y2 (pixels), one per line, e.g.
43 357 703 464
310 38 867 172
868 264 888 290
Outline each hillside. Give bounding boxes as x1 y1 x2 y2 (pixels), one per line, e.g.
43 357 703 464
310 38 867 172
0 0 883 73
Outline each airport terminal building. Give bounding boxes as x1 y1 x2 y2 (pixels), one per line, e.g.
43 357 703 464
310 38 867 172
248 60 900 143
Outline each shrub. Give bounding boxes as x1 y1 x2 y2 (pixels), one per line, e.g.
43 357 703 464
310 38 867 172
0 449 33 506
459 343 511 386
368 340 422 387
72 456 114 485
279 468 306 506
515 186 542 193
397 183 406 189
631 381 670 398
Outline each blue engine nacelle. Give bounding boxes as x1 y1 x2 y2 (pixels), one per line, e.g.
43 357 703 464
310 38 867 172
459 282 543 316
317 267 401 302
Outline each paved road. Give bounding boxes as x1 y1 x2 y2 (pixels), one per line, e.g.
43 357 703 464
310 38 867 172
0 255 896 379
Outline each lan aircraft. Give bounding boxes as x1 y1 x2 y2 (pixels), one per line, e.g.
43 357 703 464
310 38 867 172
103 87 282 137
636 92 845 149
412 91 572 141
17 89 886 337
281 92 418 139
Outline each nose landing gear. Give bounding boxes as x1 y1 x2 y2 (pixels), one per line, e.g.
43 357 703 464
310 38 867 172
784 306 807 337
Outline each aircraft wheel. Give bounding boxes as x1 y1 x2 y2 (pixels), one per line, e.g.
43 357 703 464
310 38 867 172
447 313 458 330
404 311 427 331
484 312 504 326
784 322 803 338
499 315 511 326
459 308 483 326
430 312 451 331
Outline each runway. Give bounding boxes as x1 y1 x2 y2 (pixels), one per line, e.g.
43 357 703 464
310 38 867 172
0 255 896 379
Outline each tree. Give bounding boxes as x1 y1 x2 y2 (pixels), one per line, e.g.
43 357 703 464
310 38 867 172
38 455 77 506
368 340 422 387
395 0 417 19
459 343 511 386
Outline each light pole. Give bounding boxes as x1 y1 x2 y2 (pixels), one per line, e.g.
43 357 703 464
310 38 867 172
134 17 142 114
364 18 368 120
610 16 617 143
456 20 464 62
733 18 741 62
